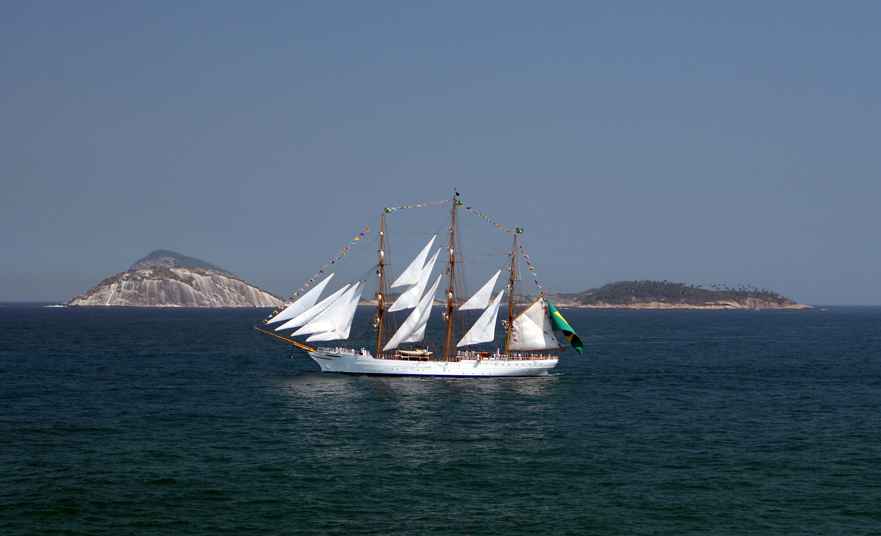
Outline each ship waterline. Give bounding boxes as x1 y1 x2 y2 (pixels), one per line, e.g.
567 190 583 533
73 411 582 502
308 347 559 377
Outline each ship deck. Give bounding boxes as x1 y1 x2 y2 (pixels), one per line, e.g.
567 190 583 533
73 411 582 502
323 348 558 362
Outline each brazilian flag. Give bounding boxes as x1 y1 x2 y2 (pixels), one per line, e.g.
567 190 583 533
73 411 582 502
547 301 584 354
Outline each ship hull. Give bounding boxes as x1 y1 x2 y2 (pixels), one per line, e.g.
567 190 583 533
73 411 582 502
307 348 557 377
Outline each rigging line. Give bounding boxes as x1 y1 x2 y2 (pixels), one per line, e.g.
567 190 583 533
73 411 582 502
381 224 445 272
357 265 379 285
264 229 374 325
266 222 372 322
383 198 450 214
381 221 447 338
518 242 545 294
460 204 523 236
461 251 510 258
393 222 446 238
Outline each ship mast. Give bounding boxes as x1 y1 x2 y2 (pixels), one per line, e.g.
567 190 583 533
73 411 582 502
442 191 459 361
504 232 519 353
375 211 387 357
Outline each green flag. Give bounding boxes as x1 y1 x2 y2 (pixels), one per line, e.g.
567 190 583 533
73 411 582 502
546 301 584 354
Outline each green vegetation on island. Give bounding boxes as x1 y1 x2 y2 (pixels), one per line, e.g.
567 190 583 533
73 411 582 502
554 280 807 309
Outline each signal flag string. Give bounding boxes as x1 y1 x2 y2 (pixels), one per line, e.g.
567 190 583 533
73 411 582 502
265 223 371 321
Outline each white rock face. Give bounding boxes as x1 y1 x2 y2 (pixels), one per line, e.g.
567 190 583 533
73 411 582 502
68 251 283 308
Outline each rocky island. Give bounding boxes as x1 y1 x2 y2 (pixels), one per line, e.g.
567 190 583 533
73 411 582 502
68 250 282 308
553 280 809 310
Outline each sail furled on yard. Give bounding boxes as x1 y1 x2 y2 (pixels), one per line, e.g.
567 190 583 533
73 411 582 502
459 270 501 311
390 235 436 288
305 283 364 342
508 298 561 351
388 249 440 312
267 274 333 324
275 283 350 331
384 274 443 351
457 290 504 347
292 283 360 337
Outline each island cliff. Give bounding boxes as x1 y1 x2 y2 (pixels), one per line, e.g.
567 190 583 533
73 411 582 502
68 250 282 308
552 281 809 310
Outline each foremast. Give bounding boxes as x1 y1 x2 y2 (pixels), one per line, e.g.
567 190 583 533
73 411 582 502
442 191 460 360
375 211 387 357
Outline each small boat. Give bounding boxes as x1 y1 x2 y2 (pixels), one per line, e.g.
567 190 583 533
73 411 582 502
397 348 433 359
257 191 582 377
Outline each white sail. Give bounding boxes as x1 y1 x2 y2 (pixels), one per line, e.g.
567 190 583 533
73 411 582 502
401 318 430 344
306 283 363 342
384 274 442 351
390 235 436 288
275 284 350 331
508 298 561 351
457 290 504 347
303 330 340 342
267 274 333 324
459 270 501 311
401 273 444 343
388 249 440 312
293 283 360 337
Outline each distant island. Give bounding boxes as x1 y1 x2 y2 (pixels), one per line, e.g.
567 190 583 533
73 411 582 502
68 250 282 308
361 280 808 310
69 255 807 311
552 280 809 310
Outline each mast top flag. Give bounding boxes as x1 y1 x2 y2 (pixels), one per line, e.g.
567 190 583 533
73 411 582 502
256 191 583 376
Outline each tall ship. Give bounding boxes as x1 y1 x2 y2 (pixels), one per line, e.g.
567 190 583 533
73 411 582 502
256 192 582 377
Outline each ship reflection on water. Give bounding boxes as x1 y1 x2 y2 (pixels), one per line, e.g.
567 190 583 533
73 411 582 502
278 367 559 400
275 367 559 468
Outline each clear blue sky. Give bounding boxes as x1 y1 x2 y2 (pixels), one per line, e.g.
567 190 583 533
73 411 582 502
2 1 879 304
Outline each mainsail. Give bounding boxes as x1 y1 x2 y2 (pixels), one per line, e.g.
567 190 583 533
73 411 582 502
508 298 561 351
384 274 443 351
390 235 436 288
305 283 363 342
266 274 333 324
388 249 440 312
457 290 504 347
459 270 501 311
275 283 351 331
292 282 361 337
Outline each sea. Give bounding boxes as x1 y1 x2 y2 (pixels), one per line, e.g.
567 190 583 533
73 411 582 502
1 305 880 535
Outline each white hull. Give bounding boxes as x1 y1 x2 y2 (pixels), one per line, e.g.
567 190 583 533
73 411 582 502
307 348 558 377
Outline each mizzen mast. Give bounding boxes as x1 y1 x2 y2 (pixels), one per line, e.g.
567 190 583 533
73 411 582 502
442 191 460 361
504 231 519 353
375 211 387 357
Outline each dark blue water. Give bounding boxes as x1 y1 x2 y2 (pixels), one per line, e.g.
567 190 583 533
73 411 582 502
2 305 880 535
